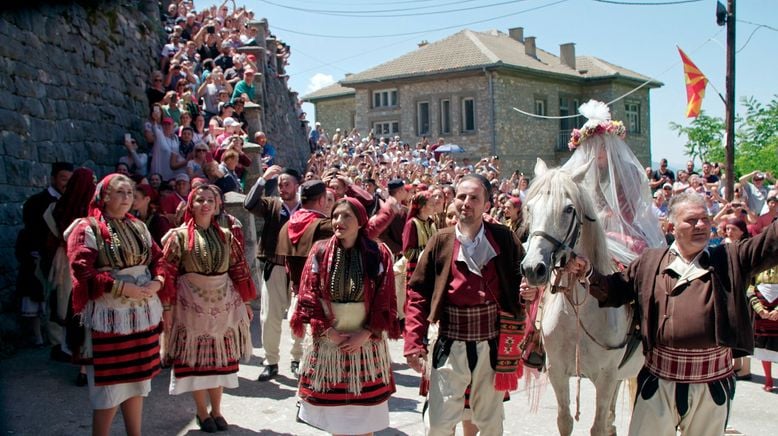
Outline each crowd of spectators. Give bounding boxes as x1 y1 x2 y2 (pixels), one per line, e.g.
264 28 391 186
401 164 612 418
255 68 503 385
646 158 777 243
117 0 301 232
304 124 777 251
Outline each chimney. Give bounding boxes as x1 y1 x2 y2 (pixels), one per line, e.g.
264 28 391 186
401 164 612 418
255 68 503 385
418 40 429 48
345 73 353 77
524 36 536 58
560 43 576 70
508 27 524 43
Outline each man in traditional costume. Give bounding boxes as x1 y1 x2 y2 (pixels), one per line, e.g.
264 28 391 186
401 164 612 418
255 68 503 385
562 192 778 435
404 174 529 435
17 161 73 348
244 165 304 381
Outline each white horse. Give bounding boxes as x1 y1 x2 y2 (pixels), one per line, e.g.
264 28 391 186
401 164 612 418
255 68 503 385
521 159 643 436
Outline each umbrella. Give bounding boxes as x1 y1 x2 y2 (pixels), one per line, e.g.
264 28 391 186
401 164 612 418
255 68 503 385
435 143 465 153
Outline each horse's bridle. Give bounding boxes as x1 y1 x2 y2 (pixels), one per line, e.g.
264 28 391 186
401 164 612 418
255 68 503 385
528 204 593 269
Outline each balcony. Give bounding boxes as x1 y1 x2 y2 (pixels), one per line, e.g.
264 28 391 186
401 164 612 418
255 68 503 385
556 129 573 152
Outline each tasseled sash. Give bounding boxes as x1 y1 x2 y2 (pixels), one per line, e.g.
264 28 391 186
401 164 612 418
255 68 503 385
301 302 392 395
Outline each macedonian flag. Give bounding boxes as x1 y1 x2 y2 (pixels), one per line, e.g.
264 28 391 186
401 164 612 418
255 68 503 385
678 47 708 118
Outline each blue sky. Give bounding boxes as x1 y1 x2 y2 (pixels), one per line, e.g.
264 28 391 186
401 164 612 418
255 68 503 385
244 0 777 169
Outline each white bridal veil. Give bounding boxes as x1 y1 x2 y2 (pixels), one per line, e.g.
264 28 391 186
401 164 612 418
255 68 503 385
561 100 666 265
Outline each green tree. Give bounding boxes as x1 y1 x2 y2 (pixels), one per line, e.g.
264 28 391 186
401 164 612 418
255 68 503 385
734 96 778 175
669 95 778 176
669 112 725 166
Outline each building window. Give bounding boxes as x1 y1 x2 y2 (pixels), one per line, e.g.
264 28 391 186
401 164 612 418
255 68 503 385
534 98 546 116
625 102 640 134
373 121 400 135
440 99 451 134
372 89 398 108
417 101 430 136
461 97 475 132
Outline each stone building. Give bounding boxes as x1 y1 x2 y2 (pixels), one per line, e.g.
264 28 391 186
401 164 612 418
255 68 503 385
303 27 662 172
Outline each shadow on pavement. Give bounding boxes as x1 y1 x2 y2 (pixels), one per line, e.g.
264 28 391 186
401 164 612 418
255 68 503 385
231 374 297 400
393 371 421 388
388 395 421 413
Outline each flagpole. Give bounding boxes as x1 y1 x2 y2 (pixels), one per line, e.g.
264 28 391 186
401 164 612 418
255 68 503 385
724 0 736 201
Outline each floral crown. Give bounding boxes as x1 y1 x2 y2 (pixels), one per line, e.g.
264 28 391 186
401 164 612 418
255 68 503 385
567 100 626 150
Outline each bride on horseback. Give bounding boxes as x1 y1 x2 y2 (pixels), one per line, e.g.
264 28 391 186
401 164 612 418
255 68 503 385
562 100 666 266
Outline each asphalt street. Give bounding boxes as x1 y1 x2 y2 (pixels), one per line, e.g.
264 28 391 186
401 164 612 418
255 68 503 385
1 312 775 435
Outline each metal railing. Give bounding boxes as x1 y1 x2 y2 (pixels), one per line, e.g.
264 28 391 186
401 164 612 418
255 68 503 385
556 129 573 152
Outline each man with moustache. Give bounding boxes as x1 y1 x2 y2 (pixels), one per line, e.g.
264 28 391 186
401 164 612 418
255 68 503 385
244 165 303 381
557 192 778 435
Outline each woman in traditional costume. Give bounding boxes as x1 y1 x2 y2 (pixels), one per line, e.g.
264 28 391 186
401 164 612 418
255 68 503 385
748 266 778 391
161 184 255 433
44 168 95 385
502 195 528 242
292 197 399 435
67 174 167 436
402 191 437 298
132 183 171 246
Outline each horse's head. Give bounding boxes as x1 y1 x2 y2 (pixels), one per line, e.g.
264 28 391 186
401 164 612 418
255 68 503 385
521 159 603 286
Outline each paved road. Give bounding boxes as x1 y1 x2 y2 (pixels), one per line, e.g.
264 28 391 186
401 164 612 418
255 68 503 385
1 314 775 435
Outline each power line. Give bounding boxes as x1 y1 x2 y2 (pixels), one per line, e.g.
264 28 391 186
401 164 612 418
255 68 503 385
735 19 777 54
260 0 482 15
264 0 535 19
283 0 447 5
512 28 725 120
591 0 703 5
737 19 778 33
270 0 569 39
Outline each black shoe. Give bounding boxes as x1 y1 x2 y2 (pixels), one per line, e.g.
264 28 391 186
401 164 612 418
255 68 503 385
75 372 88 387
257 364 278 382
210 412 228 431
290 361 300 378
196 415 218 433
50 345 71 363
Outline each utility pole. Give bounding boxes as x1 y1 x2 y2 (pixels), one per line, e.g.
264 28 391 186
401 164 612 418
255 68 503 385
724 0 736 201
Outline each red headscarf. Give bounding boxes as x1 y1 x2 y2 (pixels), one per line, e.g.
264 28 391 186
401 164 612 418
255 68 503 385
407 191 432 223
338 196 368 227
508 196 522 209
184 184 227 251
135 183 159 206
332 197 379 278
89 174 141 241
53 168 95 234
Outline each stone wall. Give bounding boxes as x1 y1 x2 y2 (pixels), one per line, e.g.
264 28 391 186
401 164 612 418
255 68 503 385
314 96 356 134
261 71 309 173
0 5 311 349
0 0 162 345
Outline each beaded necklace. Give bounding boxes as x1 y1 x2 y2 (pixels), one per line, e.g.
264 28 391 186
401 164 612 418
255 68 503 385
105 217 149 268
329 245 364 303
191 225 226 273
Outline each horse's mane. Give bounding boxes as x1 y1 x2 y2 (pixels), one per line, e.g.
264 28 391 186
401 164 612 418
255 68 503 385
525 167 616 275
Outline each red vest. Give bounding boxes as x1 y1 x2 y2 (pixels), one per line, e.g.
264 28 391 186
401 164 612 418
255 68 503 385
446 240 500 307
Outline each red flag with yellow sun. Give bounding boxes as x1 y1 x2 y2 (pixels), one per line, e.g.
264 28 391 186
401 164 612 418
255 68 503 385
677 47 708 118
